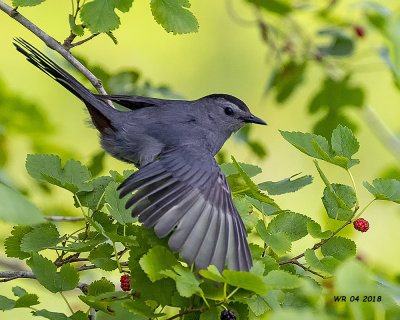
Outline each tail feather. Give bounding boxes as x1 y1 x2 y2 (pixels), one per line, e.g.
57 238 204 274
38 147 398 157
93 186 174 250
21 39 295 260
14 38 115 132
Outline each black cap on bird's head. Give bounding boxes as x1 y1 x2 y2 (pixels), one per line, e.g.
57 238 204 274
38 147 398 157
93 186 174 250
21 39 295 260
200 94 267 127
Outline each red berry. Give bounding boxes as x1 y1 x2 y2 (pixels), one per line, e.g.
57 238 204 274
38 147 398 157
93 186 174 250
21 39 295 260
353 218 369 232
120 274 130 291
353 25 366 38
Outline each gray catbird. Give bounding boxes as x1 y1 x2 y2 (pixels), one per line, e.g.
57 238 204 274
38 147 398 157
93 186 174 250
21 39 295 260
14 38 267 272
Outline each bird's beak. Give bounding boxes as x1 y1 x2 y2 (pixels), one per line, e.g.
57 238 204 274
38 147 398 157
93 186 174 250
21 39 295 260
243 114 267 125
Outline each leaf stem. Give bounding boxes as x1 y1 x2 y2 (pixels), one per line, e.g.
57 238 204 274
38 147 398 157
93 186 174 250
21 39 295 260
113 242 123 273
226 287 240 300
347 169 359 209
353 199 375 221
200 291 210 308
232 187 250 195
60 292 74 314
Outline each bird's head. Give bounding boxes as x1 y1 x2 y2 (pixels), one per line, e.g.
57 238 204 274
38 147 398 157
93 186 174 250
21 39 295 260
198 94 266 135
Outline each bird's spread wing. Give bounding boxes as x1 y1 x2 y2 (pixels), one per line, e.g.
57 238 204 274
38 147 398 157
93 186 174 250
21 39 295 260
118 146 253 272
96 94 178 110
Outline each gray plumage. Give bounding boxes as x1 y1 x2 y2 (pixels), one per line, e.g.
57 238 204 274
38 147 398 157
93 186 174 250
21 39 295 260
14 38 267 272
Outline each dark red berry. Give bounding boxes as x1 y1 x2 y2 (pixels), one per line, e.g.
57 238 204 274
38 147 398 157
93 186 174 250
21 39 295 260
221 309 236 320
353 25 366 38
353 218 369 232
120 274 130 291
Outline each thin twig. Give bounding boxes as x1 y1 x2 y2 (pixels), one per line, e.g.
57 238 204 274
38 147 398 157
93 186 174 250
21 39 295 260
45 216 85 222
0 0 113 104
70 33 99 48
165 308 205 320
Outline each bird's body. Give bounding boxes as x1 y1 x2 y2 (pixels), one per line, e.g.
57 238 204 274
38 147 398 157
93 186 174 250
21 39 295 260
15 39 267 272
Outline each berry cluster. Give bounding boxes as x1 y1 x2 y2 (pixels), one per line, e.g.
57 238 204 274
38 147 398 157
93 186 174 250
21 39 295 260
221 310 236 320
120 274 131 291
353 218 369 232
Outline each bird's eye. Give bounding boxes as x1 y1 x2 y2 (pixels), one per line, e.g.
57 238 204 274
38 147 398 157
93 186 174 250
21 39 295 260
224 107 234 116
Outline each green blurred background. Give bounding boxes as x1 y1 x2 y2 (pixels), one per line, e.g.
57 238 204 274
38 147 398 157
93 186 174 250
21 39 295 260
0 0 400 316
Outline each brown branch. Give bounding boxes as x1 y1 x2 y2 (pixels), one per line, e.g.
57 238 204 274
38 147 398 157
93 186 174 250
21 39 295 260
70 33 99 48
289 259 328 279
165 308 206 320
0 0 113 104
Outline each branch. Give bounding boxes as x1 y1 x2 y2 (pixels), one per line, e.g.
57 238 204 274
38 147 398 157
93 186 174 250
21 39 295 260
0 0 113 103
45 216 85 222
165 308 206 320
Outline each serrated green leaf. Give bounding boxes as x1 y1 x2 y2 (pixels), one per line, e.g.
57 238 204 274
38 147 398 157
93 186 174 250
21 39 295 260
80 0 121 33
234 197 258 231
0 184 45 225
307 221 332 239
259 255 279 275
114 0 134 12
76 176 113 211
200 308 221 320
363 178 400 203
222 270 267 294
122 299 165 318
139 245 179 282
280 131 332 161
331 125 360 168
256 220 291 254
321 236 356 260
27 254 79 293
0 295 15 311
69 14 85 36
105 181 136 224
264 270 302 289
322 184 356 221
14 293 39 308
88 243 118 271
267 212 312 241
26 154 92 193
12 0 45 7
88 278 115 296
247 295 270 316
220 162 262 178
79 295 115 315
304 249 340 274
20 224 60 252
258 173 313 195
150 0 199 34
5 226 34 259
199 265 225 283
12 286 27 297
160 265 202 297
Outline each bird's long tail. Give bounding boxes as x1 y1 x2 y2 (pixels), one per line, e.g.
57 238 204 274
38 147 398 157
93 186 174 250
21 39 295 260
14 38 116 132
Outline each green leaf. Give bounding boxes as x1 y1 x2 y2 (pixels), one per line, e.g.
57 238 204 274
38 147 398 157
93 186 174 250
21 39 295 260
318 29 354 56
12 286 27 297
267 212 312 241
322 184 356 220
80 0 121 33
20 224 60 252
114 0 134 12
199 265 225 283
76 176 113 211
304 249 340 274
88 243 118 271
78 295 115 315
139 245 179 282
222 270 267 294
122 299 164 318
26 154 93 193
247 295 270 316
12 0 45 7
0 295 15 311
160 265 202 297
87 151 106 177
248 0 291 15
27 254 79 293
258 173 313 195
234 198 258 231
256 221 291 254
321 236 356 260
0 184 45 225
14 294 39 308
200 308 221 320
307 221 332 239
331 125 360 168
150 0 199 34
220 162 262 178
280 130 332 161
69 15 84 36
5 226 34 259
105 181 136 224
264 270 302 289
259 256 279 274
363 178 400 203
88 277 115 296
